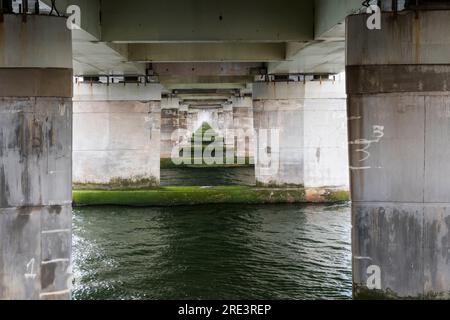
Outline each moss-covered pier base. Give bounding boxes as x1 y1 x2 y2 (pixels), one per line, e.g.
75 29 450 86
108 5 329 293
73 186 349 207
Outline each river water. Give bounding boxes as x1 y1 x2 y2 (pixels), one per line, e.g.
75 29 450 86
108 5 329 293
72 203 352 300
160 167 256 186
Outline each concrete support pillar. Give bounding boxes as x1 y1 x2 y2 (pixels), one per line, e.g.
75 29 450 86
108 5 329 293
232 97 255 160
253 81 349 193
217 104 234 136
178 104 189 131
347 11 450 299
73 83 162 189
187 110 199 134
0 16 73 299
161 98 180 160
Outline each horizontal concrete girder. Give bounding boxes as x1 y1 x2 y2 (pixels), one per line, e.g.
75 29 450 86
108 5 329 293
40 0 145 75
153 62 264 76
159 76 254 89
40 0 101 39
38 0 365 76
314 0 362 38
128 43 286 62
268 40 346 74
154 62 261 90
101 0 314 42
268 0 362 75
73 83 163 101
73 40 146 75
163 83 248 90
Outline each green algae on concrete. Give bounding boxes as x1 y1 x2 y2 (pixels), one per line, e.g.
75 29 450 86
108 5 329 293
354 285 450 300
256 181 305 188
73 176 159 190
255 181 350 203
323 190 350 202
73 186 309 207
73 186 350 207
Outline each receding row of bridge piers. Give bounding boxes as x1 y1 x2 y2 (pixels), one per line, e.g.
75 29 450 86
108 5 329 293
1 9 450 299
72 79 349 192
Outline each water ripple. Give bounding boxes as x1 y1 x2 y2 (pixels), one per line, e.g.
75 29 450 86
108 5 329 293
72 204 352 300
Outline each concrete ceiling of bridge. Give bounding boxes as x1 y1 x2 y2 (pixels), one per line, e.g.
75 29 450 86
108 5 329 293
40 0 363 87
101 0 314 42
128 43 286 63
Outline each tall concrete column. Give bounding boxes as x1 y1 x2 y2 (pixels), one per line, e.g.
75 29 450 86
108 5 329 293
161 97 180 160
0 16 73 299
187 110 199 134
253 81 349 194
232 97 255 160
347 11 450 299
178 104 189 131
253 82 304 186
217 104 234 136
73 83 162 189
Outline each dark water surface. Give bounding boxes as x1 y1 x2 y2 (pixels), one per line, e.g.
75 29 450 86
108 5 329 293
161 167 256 186
72 203 352 300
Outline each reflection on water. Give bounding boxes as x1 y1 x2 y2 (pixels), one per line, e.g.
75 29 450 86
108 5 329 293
72 203 352 300
160 167 256 186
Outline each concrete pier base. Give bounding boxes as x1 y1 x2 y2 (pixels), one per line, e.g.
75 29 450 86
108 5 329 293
73 83 162 189
0 15 73 300
347 11 450 299
252 81 349 193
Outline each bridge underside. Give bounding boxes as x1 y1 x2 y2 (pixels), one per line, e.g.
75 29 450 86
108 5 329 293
39 0 363 81
1 0 450 300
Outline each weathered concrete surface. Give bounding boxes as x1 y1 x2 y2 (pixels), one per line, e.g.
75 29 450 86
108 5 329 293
253 81 349 189
73 83 163 102
232 97 255 159
217 105 234 136
347 11 450 66
0 99 73 300
101 0 314 42
347 11 450 299
178 105 188 131
0 69 73 97
0 15 72 69
0 15 72 300
73 94 161 189
129 43 286 62
253 95 304 186
161 109 180 159
161 97 182 159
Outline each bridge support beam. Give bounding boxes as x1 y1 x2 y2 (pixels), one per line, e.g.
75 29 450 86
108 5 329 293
347 11 450 299
252 81 349 194
73 83 162 189
0 16 73 300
